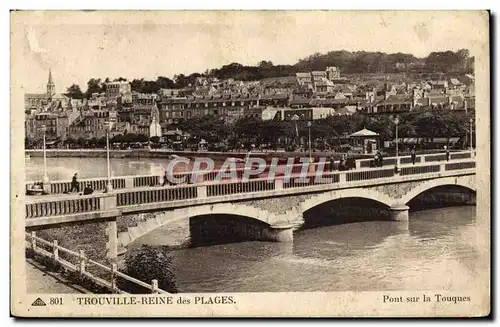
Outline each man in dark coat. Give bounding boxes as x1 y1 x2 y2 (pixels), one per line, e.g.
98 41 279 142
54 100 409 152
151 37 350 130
70 173 79 193
162 170 169 186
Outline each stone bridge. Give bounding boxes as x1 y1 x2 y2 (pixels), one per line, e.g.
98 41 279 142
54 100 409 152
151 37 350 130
23 156 476 262
112 174 475 251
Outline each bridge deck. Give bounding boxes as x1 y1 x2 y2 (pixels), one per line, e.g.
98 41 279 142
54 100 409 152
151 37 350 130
23 155 476 228
26 157 473 202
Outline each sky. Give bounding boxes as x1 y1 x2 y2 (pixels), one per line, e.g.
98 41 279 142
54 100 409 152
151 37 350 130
11 11 487 94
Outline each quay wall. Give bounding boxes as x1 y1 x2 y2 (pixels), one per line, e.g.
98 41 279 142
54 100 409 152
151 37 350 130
25 149 373 161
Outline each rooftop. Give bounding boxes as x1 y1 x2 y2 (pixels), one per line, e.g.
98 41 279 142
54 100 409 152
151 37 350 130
349 128 379 137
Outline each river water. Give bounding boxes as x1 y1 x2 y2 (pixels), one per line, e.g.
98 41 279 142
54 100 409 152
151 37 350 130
25 157 176 181
26 157 479 293
144 206 478 293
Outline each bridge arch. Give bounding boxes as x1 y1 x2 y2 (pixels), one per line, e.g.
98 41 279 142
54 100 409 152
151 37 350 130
298 188 394 214
400 176 476 205
165 203 277 226
117 203 280 248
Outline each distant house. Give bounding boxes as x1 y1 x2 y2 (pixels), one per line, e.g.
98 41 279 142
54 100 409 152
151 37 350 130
314 78 335 94
335 106 358 116
296 72 313 89
416 94 467 111
326 66 340 80
310 107 336 119
370 95 413 114
431 80 448 91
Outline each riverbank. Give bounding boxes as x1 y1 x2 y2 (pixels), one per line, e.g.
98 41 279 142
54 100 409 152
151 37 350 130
25 149 374 161
25 148 462 161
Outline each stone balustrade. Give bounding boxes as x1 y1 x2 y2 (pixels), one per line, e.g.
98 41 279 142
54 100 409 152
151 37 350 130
116 184 198 206
27 152 472 196
26 161 331 195
346 167 394 182
356 150 473 168
400 164 441 176
26 193 104 219
206 179 276 197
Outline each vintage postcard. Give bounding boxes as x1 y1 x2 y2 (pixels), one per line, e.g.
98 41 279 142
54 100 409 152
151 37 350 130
10 10 490 317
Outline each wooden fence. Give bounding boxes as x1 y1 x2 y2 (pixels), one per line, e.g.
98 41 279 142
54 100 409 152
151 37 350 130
25 232 169 294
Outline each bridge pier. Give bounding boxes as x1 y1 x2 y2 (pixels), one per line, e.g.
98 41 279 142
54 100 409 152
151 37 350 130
106 219 118 262
265 224 296 243
42 176 51 195
389 204 410 221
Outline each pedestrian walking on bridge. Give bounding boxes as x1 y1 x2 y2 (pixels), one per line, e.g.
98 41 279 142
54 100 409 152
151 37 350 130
162 170 169 187
70 173 79 193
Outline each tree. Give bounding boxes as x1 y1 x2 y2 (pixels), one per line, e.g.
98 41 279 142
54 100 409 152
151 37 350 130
136 134 149 143
118 245 177 293
156 76 175 89
66 84 84 99
85 78 104 98
258 60 274 69
173 74 189 88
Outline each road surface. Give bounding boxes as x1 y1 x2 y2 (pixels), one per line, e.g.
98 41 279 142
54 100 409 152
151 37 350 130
25 261 84 294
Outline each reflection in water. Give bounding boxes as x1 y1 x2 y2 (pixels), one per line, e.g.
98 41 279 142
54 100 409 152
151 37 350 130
161 206 477 293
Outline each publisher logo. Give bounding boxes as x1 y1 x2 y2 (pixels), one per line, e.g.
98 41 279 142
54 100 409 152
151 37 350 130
31 298 47 306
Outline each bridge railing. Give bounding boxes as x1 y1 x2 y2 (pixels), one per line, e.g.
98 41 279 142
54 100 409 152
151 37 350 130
26 193 103 219
445 161 476 171
357 150 473 168
46 177 126 195
26 161 332 195
25 158 476 218
116 184 198 206
282 172 340 189
26 232 169 294
27 152 472 195
400 164 441 176
206 179 276 197
346 167 395 182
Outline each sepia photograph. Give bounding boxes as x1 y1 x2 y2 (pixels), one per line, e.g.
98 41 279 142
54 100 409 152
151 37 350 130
10 10 490 317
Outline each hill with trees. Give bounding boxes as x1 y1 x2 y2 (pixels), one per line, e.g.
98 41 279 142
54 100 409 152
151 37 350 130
67 49 474 98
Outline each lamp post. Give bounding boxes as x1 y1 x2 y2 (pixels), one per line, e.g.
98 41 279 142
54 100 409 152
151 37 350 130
41 125 49 185
469 117 473 156
394 117 400 167
291 114 299 149
105 122 113 192
307 121 312 160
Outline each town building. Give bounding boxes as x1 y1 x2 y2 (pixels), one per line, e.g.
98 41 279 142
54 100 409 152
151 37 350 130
25 108 80 141
158 93 261 124
68 109 117 139
295 72 313 89
105 81 132 99
24 70 57 112
326 66 340 80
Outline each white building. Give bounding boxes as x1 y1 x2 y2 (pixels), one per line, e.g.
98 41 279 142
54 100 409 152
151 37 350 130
149 116 162 138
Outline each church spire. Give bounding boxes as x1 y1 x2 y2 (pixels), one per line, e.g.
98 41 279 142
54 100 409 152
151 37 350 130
47 69 55 97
